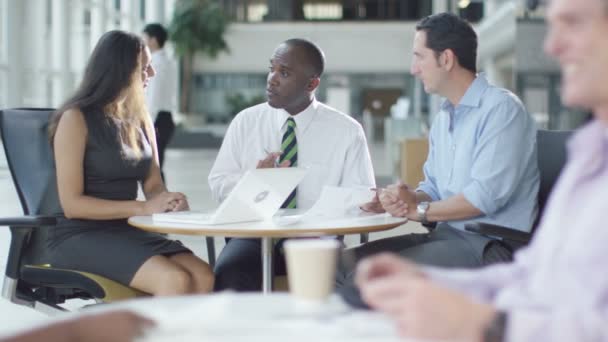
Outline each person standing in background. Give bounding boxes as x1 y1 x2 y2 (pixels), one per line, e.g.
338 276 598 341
143 23 178 182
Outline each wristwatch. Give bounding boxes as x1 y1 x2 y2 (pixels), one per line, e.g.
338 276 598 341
483 311 507 342
416 201 430 224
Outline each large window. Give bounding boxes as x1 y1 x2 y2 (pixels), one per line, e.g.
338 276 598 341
190 72 413 124
192 73 267 121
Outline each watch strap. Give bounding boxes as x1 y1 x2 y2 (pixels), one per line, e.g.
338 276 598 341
483 311 507 342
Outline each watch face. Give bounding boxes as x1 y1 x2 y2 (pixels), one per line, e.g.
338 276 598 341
417 202 429 211
417 202 429 222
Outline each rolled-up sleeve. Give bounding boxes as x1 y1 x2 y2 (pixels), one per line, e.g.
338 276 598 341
462 99 534 215
416 126 441 201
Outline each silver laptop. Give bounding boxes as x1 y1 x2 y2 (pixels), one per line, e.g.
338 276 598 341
152 167 308 225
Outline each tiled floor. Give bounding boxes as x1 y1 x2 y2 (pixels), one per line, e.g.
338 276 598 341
0 143 425 337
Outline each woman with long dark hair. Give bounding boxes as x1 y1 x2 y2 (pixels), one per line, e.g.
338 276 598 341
47 30 214 295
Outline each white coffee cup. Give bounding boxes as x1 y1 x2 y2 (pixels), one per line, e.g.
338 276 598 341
284 239 340 301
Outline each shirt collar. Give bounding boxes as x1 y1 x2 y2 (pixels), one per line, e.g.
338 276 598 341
275 98 319 132
568 119 608 175
440 73 489 112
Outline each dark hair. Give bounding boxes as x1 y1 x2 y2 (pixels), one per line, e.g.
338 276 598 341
49 30 150 157
143 23 168 48
416 13 478 73
284 38 325 77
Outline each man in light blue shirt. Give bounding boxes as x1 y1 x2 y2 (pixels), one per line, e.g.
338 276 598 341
337 13 539 292
416 73 538 232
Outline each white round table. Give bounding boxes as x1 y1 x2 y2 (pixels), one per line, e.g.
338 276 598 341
128 211 407 293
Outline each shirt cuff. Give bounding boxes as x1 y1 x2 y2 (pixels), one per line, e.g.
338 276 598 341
462 181 498 215
416 183 440 202
503 308 606 342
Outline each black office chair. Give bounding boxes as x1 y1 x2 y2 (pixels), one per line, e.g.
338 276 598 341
0 108 150 313
465 129 573 251
0 108 214 313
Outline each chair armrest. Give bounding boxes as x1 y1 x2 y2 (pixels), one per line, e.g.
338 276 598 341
0 215 57 228
465 222 531 244
3 215 58 280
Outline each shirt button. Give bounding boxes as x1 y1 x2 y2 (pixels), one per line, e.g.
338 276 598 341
451 145 456 151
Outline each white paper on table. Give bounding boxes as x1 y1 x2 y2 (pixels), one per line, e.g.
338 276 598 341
301 186 375 221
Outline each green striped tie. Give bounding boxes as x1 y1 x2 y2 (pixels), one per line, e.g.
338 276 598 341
280 117 297 209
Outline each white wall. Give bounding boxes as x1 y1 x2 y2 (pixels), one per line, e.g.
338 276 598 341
194 22 417 74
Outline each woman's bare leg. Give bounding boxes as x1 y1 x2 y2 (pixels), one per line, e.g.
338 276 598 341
130 255 194 296
169 253 214 293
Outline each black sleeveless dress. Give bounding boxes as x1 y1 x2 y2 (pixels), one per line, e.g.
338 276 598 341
46 109 191 286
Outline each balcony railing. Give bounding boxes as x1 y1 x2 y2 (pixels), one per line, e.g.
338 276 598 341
217 0 432 22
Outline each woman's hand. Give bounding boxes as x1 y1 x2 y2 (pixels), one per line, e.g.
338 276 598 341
142 191 188 214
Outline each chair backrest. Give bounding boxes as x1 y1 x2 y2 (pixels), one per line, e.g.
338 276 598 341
0 108 61 216
1 108 62 266
534 129 573 228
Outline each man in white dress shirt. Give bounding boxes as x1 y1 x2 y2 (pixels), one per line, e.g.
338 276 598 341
143 23 178 181
209 39 375 291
